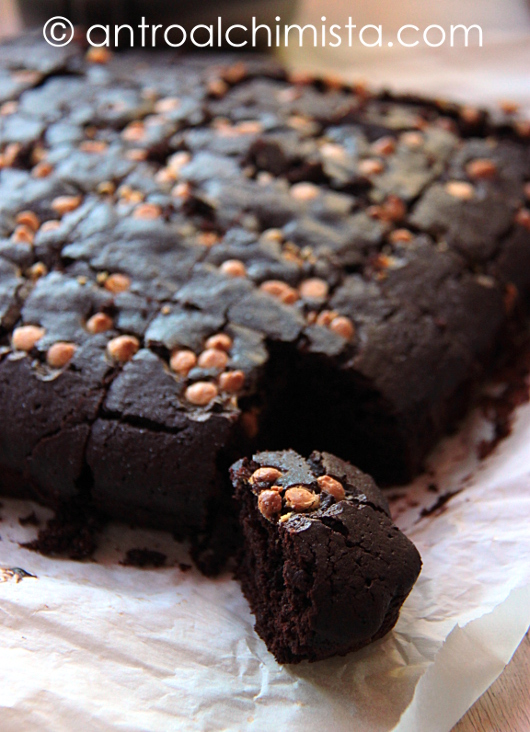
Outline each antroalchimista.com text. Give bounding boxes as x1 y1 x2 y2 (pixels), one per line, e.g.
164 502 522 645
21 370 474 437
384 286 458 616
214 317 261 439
43 16 484 49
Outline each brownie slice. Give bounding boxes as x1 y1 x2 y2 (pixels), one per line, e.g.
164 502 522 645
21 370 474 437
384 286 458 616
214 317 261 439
231 449 422 663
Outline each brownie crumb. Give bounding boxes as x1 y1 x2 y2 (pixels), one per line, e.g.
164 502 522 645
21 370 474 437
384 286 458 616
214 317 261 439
387 492 406 503
19 511 40 527
121 548 167 568
21 503 100 560
419 489 462 518
179 563 192 573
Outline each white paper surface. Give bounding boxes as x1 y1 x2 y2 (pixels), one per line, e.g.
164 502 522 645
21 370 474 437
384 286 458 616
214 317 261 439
2 31 530 732
1 377 530 732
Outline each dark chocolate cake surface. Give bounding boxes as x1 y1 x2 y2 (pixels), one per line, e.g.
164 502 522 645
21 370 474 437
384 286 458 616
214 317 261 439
231 449 422 663
0 34 529 549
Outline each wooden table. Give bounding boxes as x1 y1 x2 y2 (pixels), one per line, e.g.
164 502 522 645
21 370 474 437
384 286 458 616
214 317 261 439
453 631 530 731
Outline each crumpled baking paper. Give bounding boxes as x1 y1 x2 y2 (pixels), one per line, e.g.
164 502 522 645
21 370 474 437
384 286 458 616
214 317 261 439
2 31 530 732
1 374 529 732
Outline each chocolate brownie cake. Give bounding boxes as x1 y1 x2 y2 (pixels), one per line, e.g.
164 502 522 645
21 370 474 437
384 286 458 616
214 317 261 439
231 449 422 663
0 34 530 563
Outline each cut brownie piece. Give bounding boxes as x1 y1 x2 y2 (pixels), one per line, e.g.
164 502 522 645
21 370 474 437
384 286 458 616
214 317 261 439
231 449 422 663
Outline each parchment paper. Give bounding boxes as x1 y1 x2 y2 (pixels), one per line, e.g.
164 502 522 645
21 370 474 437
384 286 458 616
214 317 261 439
2 32 530 732
1 368 530 732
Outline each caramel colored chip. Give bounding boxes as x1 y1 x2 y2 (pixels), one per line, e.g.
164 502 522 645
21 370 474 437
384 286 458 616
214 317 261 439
185 381 218 406
372 136 396 156
205 333 232 352
445 181 475 200
499 99 519 115
27 262 48 281
258 490 283 519
122 122 145 142
80 140 108 154
219 370 245 393
220 259 247 278
51 195 82 216
316 310 338 328
155 168 176 185
133 203 162 220
46 342 77 368
40 220 61 233
260 228 283 244
16 210 40 232
126 149 148 162
515 208 530 230
285 486 320 512
0 101 18 116
207 78 229 97
197 232 219 247
155 97 181 114
86 313 113 334
260 280 299 305
236 120 263 135
290 182 320 201
401 131 424 148
198 348 229 370
107 335 140 362
250 467 283 486
118 186 144 204
170 349 197 375
320 142 347 164
97 181 116 196
317 475 346 500
466 159 497 181
11 224 34 245
329 316 355 341
222 61 248 85
461 106 482 125
370 196 407 224
104 273 131 294
383 195 407 222
358 159 384 176
86 47 112 64
167 151 191 175
2 142 21 167
12 325 45 352
389 228 413 244
299 278 329 300
32 161 54 178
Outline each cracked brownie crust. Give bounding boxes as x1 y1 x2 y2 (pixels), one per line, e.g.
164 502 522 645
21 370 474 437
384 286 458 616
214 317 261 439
231 449 422 663
0 35 530 551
